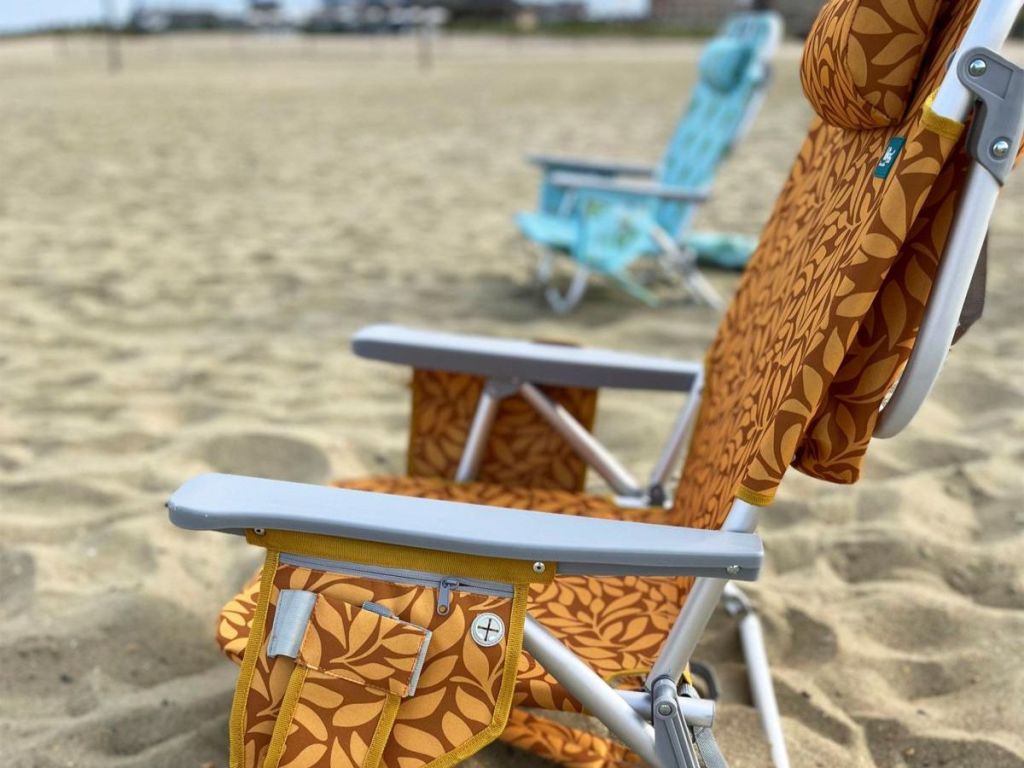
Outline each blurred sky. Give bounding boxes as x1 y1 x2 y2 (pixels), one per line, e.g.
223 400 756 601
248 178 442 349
0 0 648 32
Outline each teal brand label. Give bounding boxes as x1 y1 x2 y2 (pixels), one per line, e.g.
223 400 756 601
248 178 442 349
874 137 906 179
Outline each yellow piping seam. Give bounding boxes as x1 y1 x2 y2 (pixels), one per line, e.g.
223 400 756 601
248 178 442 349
364 694 402 768
736 486 775 507
262 664 308 768
922 92 965 142
420 583 530 768
229 550 280 768
248 530 554 584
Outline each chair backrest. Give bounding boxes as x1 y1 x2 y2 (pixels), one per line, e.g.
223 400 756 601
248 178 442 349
668 0 1014 531
652 11 783 234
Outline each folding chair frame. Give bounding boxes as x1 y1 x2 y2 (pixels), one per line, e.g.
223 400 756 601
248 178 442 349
524 12 784 314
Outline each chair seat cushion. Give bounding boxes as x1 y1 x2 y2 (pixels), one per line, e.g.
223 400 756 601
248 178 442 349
216 475 696 714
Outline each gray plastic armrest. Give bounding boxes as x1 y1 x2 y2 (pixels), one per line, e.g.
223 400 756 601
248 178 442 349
550 171 710 204
528 153 655 178
168 474 763 580
352 325 700 392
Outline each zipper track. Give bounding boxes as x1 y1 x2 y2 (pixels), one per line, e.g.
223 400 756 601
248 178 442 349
278 553 514 599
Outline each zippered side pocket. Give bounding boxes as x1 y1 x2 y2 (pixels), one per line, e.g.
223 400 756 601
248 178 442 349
278 553 515 616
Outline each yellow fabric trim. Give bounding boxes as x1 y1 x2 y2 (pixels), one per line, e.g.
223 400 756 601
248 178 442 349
736 486 775 507
247 530 555 585
421 583 530 768
262 664 308 768
922 92 965 141
230 550 280 768
364 693 401 768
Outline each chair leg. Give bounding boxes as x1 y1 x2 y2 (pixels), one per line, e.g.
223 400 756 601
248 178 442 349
545 263 591 314
650 229 726 311
722 584 790 768
536 246 557 284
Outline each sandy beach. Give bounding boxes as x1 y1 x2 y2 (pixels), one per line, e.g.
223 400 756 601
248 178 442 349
1 33 1022 768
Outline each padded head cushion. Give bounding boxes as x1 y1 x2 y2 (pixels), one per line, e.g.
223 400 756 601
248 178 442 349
699 38 754 93
800 0 942 130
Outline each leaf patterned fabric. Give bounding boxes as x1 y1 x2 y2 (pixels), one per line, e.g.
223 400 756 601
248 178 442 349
800 0 943 130
501 709 644 768
407 370 597 492
674 0 978 530
298 594 431 698
227 556 527 768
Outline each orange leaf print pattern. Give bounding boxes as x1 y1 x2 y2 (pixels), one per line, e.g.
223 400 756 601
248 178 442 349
230 559 525 768
298 595 430 698
407 370 598 492
800 0 942 130
675 0 978 530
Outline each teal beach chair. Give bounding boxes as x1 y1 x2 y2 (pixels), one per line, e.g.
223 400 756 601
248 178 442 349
518 11 783 312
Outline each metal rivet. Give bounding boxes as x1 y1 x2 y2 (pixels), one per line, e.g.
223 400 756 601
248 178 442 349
656 702 675 717
968 58 987 77
253 528 266 536
992 139 1011 159
532 562 546 574
726 564 741 576
437 605 449 615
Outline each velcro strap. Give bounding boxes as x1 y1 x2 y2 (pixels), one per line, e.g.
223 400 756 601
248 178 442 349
268 590 432 697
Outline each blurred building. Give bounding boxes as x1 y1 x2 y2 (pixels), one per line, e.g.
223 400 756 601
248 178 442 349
127 7 245 32
248 0 291 29
517 2 586 26
648 0 825 35
293 0 529 33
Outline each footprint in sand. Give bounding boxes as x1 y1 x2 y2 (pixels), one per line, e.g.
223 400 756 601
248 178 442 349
864 718 1024 768
203 432 330 484
1 593 216 715
0 548 35 619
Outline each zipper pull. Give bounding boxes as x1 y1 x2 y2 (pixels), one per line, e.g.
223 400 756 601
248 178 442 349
437 577 458 615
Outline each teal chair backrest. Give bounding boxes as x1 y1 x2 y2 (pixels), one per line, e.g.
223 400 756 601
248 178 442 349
653 12 782 235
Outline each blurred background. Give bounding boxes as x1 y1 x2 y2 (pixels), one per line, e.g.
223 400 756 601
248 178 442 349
1 2 1022 767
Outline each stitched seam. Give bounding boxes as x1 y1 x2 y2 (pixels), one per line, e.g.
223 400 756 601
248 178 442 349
419 584 528 768
364 694 401 768
229 550 279 768
736 485 775 506
262 664 308 768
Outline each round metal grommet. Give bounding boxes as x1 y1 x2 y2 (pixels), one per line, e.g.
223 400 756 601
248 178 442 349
532 562 546 574
253 528 266 536
726 564 741 576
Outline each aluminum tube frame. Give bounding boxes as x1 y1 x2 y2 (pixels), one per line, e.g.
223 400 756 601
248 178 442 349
647 370 704 494
723 584 790 768
645 500 760 688
616 691 715 728
454 385 503 482
874 166 1000 437
875 0 1024 437
519 381 643 497
740 610 789 768
523 614 662 767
